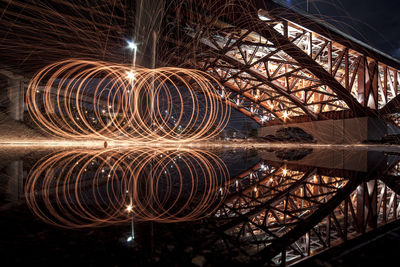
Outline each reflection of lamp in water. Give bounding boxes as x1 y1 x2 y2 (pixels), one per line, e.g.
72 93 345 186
126 71 135 80
126 204 133 213
126 204 135 242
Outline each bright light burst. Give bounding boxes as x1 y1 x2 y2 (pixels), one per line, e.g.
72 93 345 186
126 70 135 80
127 40 137 51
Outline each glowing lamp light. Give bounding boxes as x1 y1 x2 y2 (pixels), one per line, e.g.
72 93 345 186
127 41 137 51
282 168 287 176
261 116 268 123
282 110 289 119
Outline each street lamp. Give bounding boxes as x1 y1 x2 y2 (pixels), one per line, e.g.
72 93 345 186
126 40 138 72
127 40 137 51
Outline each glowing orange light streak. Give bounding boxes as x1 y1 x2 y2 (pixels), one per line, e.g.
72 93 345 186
25 148 229 228
27 59 230 142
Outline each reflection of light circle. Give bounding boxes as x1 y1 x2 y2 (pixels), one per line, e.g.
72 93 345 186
25 148 229 228
26 59 230 142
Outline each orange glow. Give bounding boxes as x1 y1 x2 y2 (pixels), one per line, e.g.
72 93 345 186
26 59 230 143
24 148 229 227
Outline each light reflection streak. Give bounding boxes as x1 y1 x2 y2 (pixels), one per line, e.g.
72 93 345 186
25 148 229 228
26 59 230 142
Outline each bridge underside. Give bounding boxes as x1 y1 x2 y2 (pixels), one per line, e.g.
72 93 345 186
161 0 400 128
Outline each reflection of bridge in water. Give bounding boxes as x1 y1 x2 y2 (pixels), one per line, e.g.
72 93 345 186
2 147 400 265
206 149 400 265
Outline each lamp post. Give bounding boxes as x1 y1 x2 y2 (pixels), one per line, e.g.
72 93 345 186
127 40 138 71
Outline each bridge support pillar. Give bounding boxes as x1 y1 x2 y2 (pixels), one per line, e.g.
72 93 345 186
258 116 394 144
7 79 25 121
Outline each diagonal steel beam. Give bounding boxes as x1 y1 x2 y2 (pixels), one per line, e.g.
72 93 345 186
211 53 319 119
253 174 364 263
217 168 316 232
245 21 367 116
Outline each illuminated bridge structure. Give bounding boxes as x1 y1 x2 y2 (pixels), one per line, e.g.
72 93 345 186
166 0 400 127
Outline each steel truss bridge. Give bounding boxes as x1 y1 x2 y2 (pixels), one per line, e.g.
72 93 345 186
162 0 400 126
202 150 400 265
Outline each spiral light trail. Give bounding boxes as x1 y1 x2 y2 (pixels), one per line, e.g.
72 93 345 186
25 148 229 228
27 59 230 142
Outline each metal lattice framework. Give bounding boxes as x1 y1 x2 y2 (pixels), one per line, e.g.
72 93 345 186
203 157 400 265
167 0 400 125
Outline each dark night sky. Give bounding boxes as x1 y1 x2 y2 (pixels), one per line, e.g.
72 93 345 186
278 0 400 59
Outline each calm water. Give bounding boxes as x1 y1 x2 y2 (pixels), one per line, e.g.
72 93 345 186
1 146 400 266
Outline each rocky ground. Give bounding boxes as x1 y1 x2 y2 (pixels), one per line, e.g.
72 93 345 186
0 112 47 142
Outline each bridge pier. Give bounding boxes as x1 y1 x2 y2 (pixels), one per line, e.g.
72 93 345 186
7 78 25 121
0 70 26 121
258 116 396 144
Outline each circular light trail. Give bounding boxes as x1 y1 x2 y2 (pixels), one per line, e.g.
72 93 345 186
25 148 229 228
27 59 230 142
